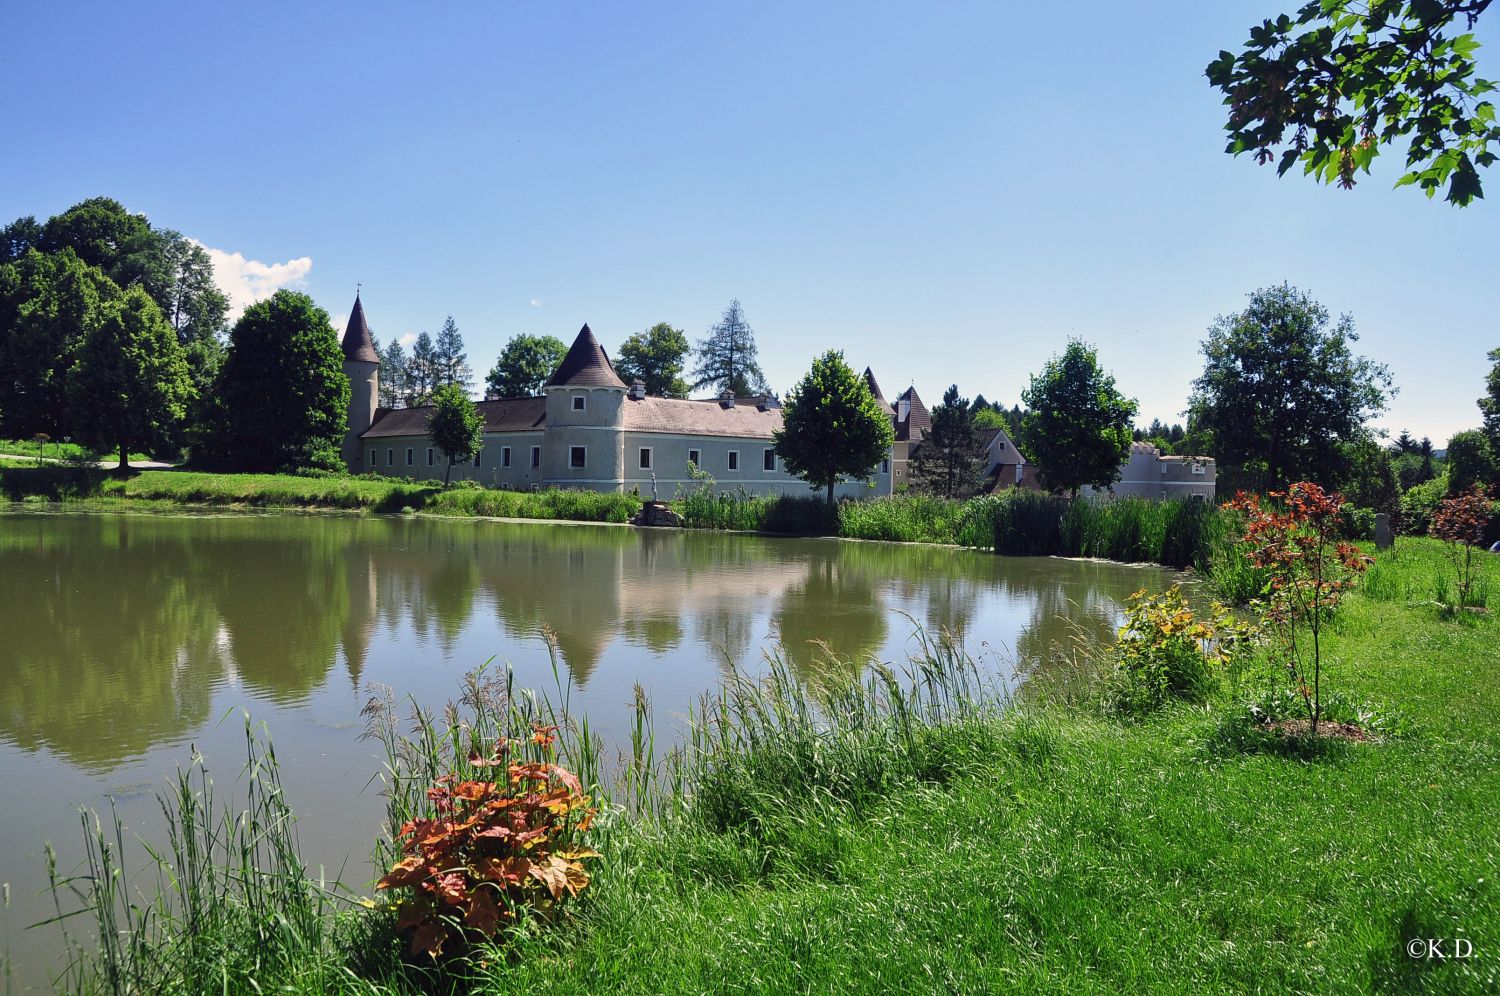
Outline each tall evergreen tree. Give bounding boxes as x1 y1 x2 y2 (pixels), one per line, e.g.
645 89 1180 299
1483 347 1500 451
379 338 409 408
909 385 987 498
67 285 192 470
691 299 767 397
407 331 439 406
214 291 349 472
433 316 472 390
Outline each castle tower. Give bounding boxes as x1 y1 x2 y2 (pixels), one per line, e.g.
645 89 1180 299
542 324 628 491
340 292 380 471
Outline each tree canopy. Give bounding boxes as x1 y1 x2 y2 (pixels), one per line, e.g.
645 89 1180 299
380 338 409 408
691 299 767 397
0 248 120 438
428 383 485 484
1483 345 1500 447
1208 1 1497 205
67 284 192 469
909 385 988 498
616 322 690 398
215 291 349 472
1445 428 1498 493
486 334 568 399
1188 284 1393 492
1019 340 1138 497
773 350 894 504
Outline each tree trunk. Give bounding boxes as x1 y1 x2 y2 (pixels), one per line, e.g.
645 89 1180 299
118 440 129 473
826 478 835 506
444 456 453 486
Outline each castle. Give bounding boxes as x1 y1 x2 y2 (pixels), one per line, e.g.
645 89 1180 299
337 295 914 497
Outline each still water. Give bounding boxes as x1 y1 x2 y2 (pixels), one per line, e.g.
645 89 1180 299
0 508 1174 985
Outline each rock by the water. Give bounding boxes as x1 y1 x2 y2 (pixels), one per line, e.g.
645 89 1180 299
633 500 683 528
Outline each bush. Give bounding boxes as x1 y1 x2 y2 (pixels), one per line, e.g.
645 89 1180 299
1401 473 1450 535
1100 585 1257 718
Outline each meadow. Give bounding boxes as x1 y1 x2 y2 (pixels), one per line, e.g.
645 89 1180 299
31 537 1499 994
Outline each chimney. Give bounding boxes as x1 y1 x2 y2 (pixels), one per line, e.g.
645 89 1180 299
629 379 646 400
719 388 735 408
758 393 780 412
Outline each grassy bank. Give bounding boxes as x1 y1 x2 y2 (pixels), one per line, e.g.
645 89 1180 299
41 538 1499 993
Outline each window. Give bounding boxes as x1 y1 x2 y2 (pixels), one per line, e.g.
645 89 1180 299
368 448 375 467
688 449 700 467
502 446 512 468
639 447 652 470
570 446 586 469
881 458 890 474
387 448 395 467
406 448 414 466
426 447 434 467
997 440 1006 451
572 395 586 411
531 446 541 469
727 450 739 471
763 449 776 471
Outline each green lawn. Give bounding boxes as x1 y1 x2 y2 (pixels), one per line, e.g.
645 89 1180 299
0 437 154 463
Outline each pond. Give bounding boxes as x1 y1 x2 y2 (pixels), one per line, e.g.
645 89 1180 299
0 508 1176 985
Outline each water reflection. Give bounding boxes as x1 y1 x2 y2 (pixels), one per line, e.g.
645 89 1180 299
0 511 1174 772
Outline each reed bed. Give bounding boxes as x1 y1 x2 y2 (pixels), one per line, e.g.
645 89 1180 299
39 721 384 995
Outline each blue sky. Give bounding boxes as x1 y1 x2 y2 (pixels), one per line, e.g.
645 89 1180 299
2 1 1496 443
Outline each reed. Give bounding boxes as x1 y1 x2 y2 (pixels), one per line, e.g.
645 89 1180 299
39 720 380 995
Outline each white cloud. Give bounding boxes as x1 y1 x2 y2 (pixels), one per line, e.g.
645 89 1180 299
398 332 417 348
197 241 313 318
529 297 543 307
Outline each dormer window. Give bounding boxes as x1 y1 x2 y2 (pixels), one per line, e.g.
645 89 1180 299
572 395 586 412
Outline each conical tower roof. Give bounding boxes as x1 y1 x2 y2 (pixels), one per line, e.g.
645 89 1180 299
545 324 626 389
863 367 892 412
341 293 379 363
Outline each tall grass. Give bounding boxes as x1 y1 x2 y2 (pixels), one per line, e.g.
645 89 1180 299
40 720 384 995
425 486 641 523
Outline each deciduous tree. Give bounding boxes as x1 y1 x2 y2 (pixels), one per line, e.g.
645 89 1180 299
215 291 349 472
0 249 119 438
774 350 894 505
1019 340 1138 497
616 322 690 398
1188 284 1393 493
67 285 191 470
691 299 767 397
1483 346 1500 447
485 334 567 399
1445 429 1498 494
1208 0 1497 205
428 383 485 485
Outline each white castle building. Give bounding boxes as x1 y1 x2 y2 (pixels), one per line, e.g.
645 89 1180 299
338 296 895 498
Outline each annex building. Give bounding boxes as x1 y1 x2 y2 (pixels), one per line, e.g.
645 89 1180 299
338 296 907 498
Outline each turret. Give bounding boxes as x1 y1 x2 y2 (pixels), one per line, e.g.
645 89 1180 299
340 292 380 470
542 324 627 489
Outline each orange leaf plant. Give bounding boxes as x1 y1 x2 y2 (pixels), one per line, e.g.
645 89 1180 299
375 724 600 960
